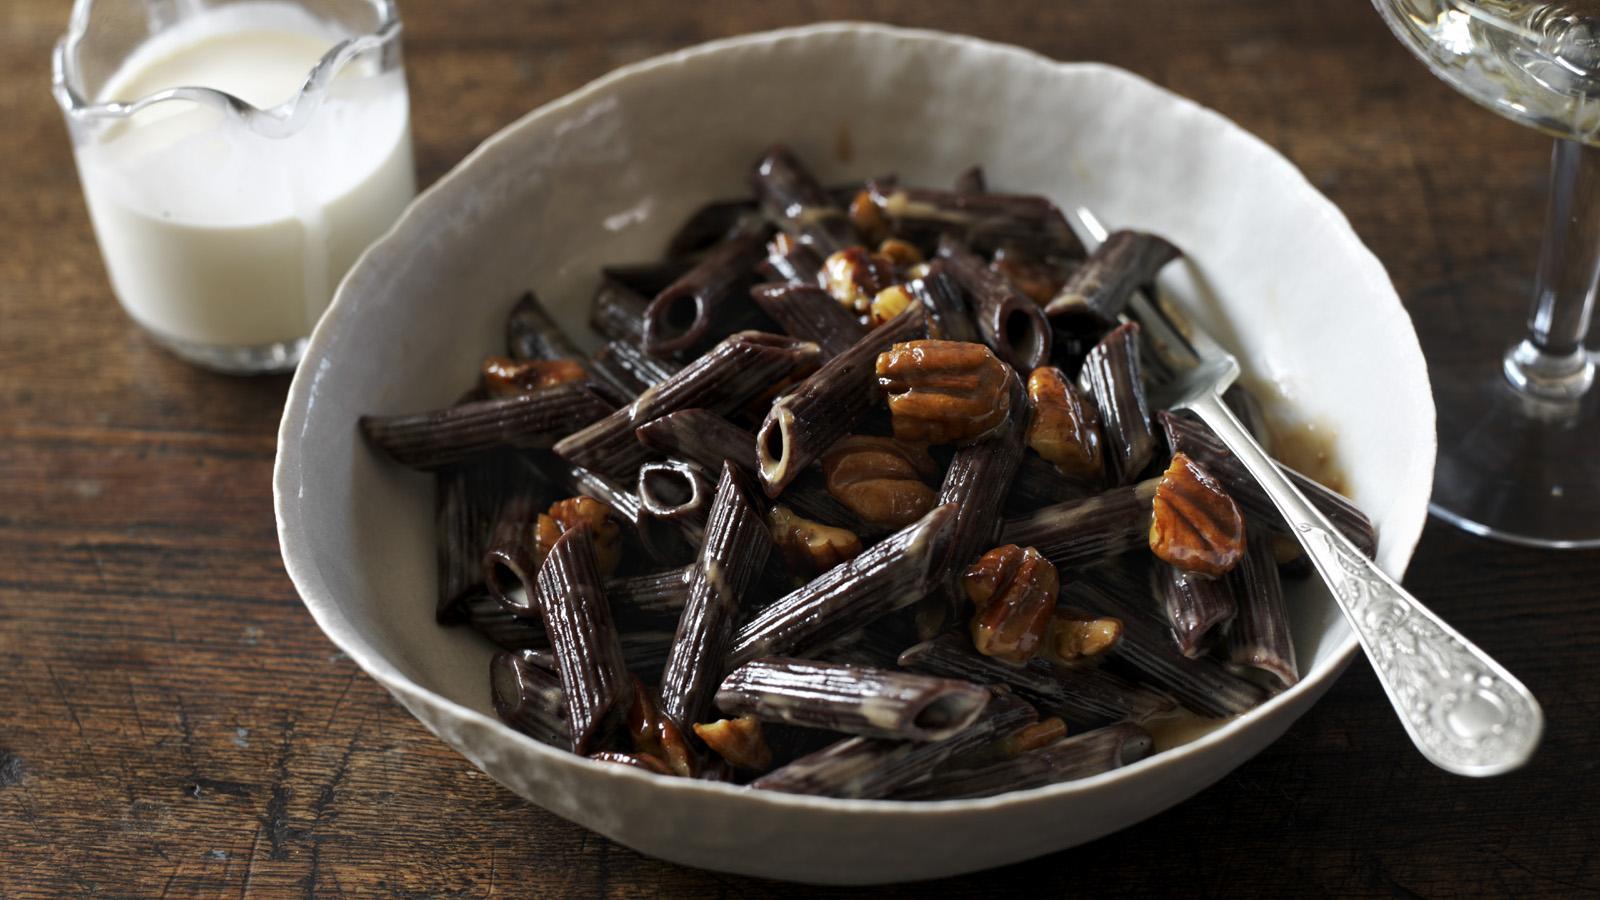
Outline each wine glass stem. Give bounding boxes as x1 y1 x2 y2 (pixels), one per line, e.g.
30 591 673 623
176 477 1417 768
1505 139 1600 401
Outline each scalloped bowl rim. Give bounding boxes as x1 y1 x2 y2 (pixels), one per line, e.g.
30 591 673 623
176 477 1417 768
275 24 1430 821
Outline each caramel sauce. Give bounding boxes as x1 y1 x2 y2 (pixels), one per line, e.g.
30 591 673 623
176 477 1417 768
1144 709 1234 753
1239 377 1351 498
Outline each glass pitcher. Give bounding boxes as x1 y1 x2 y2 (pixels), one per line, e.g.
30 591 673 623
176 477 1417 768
52 0 416 374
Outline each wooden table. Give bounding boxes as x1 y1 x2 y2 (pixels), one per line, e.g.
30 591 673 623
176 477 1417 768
3 2 1596 895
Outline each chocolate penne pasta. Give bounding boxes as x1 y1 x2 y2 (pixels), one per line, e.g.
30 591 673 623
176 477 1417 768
481 488 545 617
517 647 558 670
549 463 642 528
637 460 710 553
673 186 864 264
1222 383 1272 445
606 566 692 631
459 594 550 650
362 382 617 470
750 282 866 357
589 275 651 345
1043 231 1180 328
548 460 694 565
758 721 842 768
953 165 987 194
758 232 825 286
412 151 1364 797
635 409 863 530
821 624 918 670
867 181 1083 259
1225 533 1298 690
490 649 570 747
937 235 1052 372
643 219 771 355
890 722 1154 800
636 408 759 474
1001 478 1158 570
554 331 821 477
940 711 1069 771
465 597 671 676
905 262 980 344
590 340 683 399
619 630 676 680
731 503 958 665
749 693 1036 799
757 305 926 497
637 459 714 531
506 290 584 362
659 464 776 730
717 657 991 741
534 524 633 753
435 453 525 623
1067 570 1267 717
665 198 763 259
601 260 698 298
1079 322 1156 485
922 375 1030 636
1045 321 1109 380
633 523 696 568
1157 563 1238 659
897 630 1175 726
1006 452 1095 513
750 144 857 256
991 246 1077 306
1157 411 1378 558
588 362 646 406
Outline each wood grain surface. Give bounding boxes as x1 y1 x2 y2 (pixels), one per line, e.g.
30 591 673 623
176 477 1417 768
3 1 1598 896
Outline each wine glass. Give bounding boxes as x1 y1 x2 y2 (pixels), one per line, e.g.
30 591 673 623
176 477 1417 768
1374 0 1600 547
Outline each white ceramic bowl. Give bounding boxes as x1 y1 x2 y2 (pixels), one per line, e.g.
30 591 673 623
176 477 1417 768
275 23 1435 884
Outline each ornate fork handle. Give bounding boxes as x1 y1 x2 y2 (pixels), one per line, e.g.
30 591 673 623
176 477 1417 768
1187 390 1543 776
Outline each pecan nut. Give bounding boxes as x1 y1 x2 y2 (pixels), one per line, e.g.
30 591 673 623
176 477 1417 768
480 356 587 399
820 435 939 527
1047 610 1124 661
868 285 913 328
767 504 863 575
1026 366 1104 481
875 339 1013 445
537 496 623 578
962 544 1060 663
625 677 696 777
1148 452 1245 577
876 237 924 270
822 246 894 314
692 716 773 771
848 189 889 246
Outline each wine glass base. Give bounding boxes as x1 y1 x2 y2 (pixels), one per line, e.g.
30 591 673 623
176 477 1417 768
1429 351 1600 548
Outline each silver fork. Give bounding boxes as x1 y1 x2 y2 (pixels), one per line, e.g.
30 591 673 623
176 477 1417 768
1068 207 1543 777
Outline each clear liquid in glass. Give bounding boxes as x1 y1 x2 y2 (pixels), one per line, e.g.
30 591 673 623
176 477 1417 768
1384 1 1600 143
